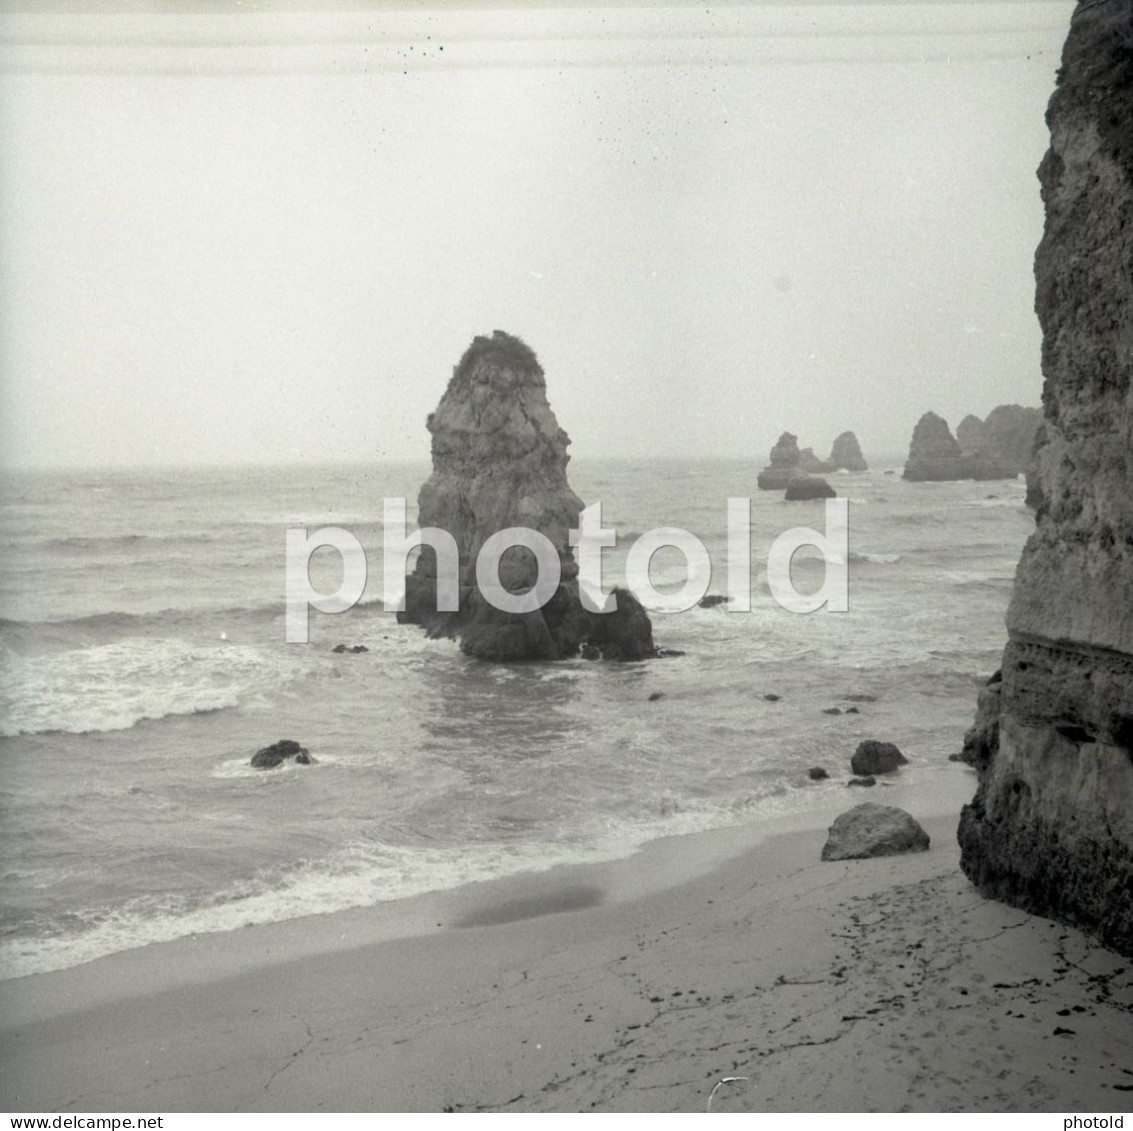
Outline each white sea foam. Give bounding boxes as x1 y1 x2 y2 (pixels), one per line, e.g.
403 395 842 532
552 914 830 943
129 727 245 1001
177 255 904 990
0 638 308 737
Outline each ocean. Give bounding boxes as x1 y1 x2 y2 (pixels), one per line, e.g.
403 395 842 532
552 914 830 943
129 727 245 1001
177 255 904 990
0 458 1033 980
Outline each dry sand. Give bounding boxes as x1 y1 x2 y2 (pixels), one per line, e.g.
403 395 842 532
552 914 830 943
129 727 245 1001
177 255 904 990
2 768 1131 1113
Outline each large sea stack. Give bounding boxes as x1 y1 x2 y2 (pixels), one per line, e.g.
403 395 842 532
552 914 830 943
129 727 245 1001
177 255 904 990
957 1 1133 956
399 331 657 662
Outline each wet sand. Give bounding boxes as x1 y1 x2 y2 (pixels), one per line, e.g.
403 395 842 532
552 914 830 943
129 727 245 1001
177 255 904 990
2 768 1130 1113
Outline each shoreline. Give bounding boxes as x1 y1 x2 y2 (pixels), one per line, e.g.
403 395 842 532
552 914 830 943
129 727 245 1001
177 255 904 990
0 765 973 1012
4 764 1130 1112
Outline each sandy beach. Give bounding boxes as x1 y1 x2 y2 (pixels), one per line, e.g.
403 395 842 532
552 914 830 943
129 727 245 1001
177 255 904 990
2 767 1130 1114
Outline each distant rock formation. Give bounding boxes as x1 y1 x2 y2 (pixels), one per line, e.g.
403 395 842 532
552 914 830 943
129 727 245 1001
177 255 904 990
984 405 1044 473
785 475 836 501
956 414 988 454
902 412 1015 481
826 431 868 472
902 412 964 480
821 803 930 860
958 1 1133 956
399 331 657 662
756 432 802 490
798 447 834 474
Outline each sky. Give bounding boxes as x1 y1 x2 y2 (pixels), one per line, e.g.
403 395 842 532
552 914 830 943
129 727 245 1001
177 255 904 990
0 1 1074 468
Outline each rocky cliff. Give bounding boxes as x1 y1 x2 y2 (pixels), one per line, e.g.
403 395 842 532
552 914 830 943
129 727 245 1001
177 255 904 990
957 0 1133 956
399 331 657 662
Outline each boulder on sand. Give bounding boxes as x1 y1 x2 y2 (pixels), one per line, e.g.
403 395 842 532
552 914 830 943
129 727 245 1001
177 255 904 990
850 739 908 775
821 802 931 860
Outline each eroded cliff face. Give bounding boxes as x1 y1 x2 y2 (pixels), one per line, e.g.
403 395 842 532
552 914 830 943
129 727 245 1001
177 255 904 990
400 331 657 662
957 0 1133 955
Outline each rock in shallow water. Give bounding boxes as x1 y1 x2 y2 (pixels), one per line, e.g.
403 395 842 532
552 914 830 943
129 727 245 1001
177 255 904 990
250 739 315 769
851 739 908 776
398 331 657 662
785 475 836 501
821 803 930 860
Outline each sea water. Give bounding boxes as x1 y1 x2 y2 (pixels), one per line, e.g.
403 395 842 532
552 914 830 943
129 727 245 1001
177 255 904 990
0 459 1033 978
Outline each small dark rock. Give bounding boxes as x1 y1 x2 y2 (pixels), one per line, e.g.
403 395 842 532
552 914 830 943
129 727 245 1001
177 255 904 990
655 648 686 658
251 739 315 770
648 691 665 701
808 767 830 781
332 644 369 654
847 776 877 787
763 693 781 702
851 740 909 776
823 707 843 715
846 706 860 714
698 594 729 609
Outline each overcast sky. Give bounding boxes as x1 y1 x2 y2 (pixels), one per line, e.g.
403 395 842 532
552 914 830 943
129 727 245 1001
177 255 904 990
0 1 1073 468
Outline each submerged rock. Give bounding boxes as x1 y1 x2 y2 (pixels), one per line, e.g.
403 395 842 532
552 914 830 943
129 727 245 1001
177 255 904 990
785 475 836 501
847 776 877 788
850 740 908 776
821 803 930 860
399 331 656 662
250 739 315 769
958 1 1133 956
756 432 802 490
827 431 868 472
